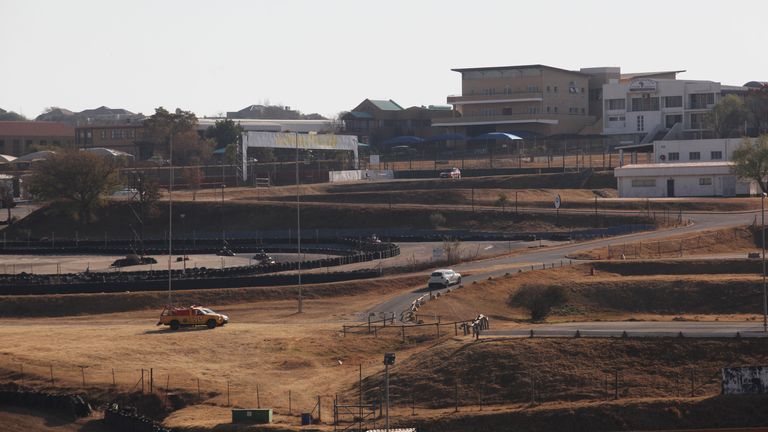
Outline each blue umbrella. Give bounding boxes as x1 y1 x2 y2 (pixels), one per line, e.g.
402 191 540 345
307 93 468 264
382 136 425 146
424 133 466 142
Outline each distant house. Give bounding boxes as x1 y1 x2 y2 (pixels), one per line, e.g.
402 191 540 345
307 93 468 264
0 121 74 156
342 99 453 147
227 105 326 120
37 106 143 126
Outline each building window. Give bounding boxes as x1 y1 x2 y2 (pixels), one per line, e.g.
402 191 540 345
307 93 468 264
689 93 715 109
0 140 4 152
689 152 701 160
101 130 106 139
546 106 551 113
546 86 551 92
553 107 558 113
553 86 558 93
631 179 656 187
699 177 713 186
53 140 60 146
637 115 645 132
690 113 707 129
581 108 585 114
668 152 680 161
631 97 660 112
664 96 683 108
607 99 625 110
711 151 723 160
39 140 47 146
665 114 683 128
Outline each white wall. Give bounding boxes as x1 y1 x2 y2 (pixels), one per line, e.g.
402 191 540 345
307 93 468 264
618 174 752 198
653 138 751 163
328 169 394 183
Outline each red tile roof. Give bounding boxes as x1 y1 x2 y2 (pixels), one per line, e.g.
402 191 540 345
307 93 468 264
0 121 74 137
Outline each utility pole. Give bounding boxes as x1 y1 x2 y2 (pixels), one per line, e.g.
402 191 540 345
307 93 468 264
168 129 174 306
296 132 303 313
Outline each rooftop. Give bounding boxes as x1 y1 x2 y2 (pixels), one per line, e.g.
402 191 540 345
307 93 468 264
368 99 403 111
452 64 591 77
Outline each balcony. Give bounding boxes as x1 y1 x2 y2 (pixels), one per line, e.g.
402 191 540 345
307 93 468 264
447 92 543 106
432 112 591 127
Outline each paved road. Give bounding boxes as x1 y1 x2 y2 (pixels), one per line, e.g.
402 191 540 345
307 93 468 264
484 321 768 338
366 209 760 322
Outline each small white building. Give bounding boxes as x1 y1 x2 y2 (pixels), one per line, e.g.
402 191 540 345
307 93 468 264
614 162 756 198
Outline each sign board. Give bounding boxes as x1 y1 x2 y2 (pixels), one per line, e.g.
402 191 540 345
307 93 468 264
554 194 561 209
370 154 380 165
722 366 768 394
432 247 445 261
629 78 657 92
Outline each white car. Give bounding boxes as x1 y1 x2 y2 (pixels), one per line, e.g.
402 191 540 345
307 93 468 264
111 187 138 198
428 268 462 289
439 167 461 179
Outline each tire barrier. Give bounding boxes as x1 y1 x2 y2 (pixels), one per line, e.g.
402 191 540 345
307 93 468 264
104 404 171 432
0 387 91 420
0 240 399 295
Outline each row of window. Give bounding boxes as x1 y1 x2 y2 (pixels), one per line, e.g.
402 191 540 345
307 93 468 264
0 139 64 154
631 177 713 188
665 150 722 161
605 94 714 112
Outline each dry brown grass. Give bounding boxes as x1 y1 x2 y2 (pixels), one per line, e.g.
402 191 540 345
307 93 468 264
416 263 766 323
568 226 758 260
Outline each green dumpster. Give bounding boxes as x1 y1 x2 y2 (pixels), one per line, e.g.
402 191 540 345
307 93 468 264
232 408 272 424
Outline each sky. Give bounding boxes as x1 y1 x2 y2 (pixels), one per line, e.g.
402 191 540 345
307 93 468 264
1 0 766 120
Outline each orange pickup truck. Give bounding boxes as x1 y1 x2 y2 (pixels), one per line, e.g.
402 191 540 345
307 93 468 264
157 306 229 330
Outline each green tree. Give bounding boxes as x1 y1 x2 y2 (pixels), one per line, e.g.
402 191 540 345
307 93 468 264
251 147 275 163
224 143 239 165
495 192 509 211
205 119 243 149
707 94 750 138
0 110 26 121
732 135 768 193
746 84 768 135
143 107 212 165
27 150 120 223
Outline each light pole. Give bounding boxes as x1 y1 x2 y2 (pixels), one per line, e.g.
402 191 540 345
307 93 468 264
383 353 395 432
167 129 174 307
296 132 303 313
763 192 767 332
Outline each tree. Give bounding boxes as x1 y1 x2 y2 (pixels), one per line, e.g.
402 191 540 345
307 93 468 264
205 119 243 149
509 284 569 321
224 143 239 165
182 166 203 201
495 192 509 211
746 84 768 135
0 183 15 224
143 107 212 165
0 110 26 121
707 94 750 138
732 135 768 193
27 150 120 223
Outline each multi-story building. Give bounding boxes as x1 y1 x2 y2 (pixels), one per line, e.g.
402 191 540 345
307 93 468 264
0 121 75 156
602 74 722 140
75 123 146 158
433 64 601 137
342 99 452 146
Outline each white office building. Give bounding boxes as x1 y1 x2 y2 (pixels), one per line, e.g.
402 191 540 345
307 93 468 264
603 77 721 139
614 162 756 198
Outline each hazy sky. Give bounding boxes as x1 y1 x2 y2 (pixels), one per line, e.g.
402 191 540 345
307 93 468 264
2 0 766 119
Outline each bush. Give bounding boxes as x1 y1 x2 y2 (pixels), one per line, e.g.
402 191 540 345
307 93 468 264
509 284 569 321
429 212 446 228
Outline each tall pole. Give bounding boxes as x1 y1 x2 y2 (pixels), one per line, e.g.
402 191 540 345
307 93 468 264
385 362 390 432
296 133 303 313
168 130 173 306
763 193 767 332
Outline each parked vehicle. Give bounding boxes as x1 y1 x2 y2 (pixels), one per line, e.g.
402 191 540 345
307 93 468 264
439 167 461 179
111 187 138 198
428 268 462 289
157 305 229 330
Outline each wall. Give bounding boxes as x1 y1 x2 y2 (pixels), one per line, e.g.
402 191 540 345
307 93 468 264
328 169 394 182
618 174 753 198
653 138 751 163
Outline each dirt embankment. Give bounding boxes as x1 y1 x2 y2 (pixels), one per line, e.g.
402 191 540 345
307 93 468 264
569 226 757 260
416 262 766 322
367 338 768 409
3 201 654 241
411 395 768 432
0 275 423 318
